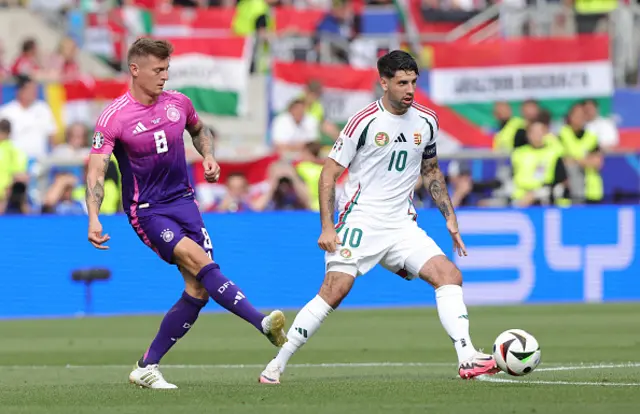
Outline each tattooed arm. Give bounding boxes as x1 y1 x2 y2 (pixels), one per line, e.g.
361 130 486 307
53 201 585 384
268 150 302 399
317 158 346 252
86 153 111 218
422 154 467 256
186 119 215 159
86 153 112 249
421 156 455 221
187 120 220 182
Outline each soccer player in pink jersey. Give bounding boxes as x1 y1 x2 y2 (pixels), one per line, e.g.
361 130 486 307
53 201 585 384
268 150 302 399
85 38 287 389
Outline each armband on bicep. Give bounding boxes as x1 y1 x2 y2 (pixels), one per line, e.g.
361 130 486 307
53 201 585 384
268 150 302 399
422 143 437 159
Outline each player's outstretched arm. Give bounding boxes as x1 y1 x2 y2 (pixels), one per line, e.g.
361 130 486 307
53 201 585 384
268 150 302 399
86 153 111 249
422 156 467 256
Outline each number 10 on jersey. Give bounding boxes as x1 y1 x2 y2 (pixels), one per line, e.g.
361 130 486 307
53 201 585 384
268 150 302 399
388 150 407 172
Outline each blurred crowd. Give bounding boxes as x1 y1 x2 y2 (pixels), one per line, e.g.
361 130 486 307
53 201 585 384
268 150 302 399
0 0 634 216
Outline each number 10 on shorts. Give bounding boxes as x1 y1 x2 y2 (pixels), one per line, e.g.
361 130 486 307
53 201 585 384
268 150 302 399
340 227 363 248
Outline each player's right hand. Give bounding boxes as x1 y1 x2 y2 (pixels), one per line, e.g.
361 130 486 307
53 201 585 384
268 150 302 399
88 219 110 250
318 228 342 253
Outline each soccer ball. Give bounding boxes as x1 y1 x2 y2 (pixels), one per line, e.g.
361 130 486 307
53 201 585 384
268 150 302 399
492 329 541 376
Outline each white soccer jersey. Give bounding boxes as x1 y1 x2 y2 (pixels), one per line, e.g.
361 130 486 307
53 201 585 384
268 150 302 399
329 99 439 226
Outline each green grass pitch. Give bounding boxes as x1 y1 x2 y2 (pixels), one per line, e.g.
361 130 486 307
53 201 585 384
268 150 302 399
1 303 639 414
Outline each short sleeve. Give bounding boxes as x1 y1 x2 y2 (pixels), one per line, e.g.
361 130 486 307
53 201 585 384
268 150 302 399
328 135 358 168
90 109 120 155
328 124 362 168
182 94 199 128
422 115 439 160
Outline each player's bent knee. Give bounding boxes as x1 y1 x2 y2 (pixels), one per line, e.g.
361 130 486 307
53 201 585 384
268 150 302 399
319 271 355 308
184 283 209 301
418 255 462 289
173 237 212 276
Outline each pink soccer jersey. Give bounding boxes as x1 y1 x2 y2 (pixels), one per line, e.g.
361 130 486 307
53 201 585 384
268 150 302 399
90 90 199 213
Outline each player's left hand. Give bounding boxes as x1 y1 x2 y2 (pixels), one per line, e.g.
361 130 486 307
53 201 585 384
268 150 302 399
203 156 220 183
446 220 467 257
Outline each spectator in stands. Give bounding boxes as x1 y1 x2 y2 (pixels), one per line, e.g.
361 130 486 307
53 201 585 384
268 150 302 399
11 38 43 80
583 98 619 151
3 181 30 215
571 0 616 34
446 160 475 208
314 0 359 64
270 98 319 160
510 117 569 207
49 37 82 82
0 119 28 214
41 173 85 215
232 0 279 72
302 80 340 142
558 102 604 204
511 99 541 149
294 142 324 211
0 75 57 160
492 101 525 152
215 172 258 212
51 122 90 159
253 162 310 211
49 123 91 198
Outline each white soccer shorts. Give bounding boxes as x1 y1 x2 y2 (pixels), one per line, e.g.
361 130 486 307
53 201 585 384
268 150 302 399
325 218 445 280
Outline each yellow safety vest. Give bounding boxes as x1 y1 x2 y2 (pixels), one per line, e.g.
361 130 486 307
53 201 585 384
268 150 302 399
0 140 27 200
295 161 322 212
232 0 273 36
511 143 567 205
493 117 525 152
558 126 603 202
544 133 564 157
575 0 618 14
308 100 324 124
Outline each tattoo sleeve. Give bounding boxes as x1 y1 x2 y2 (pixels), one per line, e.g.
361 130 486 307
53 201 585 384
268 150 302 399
187 121 215 158
86 155 110 216
318 165 339 230
421 156 454 220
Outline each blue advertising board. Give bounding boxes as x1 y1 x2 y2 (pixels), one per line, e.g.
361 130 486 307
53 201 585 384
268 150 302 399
0 206 637 319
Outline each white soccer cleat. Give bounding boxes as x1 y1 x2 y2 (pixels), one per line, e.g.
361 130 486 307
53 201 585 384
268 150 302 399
262 310 287 347
129 362 178 389
258 359 282 384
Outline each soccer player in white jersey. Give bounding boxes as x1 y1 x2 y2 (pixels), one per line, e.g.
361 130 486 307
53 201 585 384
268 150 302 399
259 50 500 383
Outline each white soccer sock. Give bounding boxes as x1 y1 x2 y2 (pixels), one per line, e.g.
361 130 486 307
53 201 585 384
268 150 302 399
435 285 477 363
274 295 333 372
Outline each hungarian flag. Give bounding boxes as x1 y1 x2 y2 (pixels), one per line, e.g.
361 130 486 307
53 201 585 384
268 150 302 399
163 37 252 116
271 62 380 127
429 35 614 129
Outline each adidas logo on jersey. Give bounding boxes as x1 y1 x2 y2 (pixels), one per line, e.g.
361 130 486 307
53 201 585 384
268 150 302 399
132 122 148 134
394 133 408 143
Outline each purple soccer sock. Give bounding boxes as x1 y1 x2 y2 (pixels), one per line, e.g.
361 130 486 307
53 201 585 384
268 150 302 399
140 291 207 366
196 263 265 332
